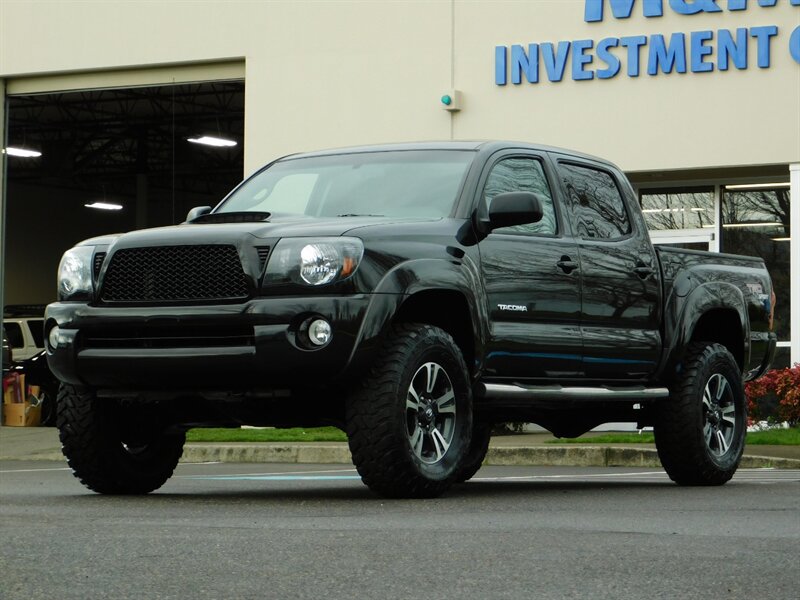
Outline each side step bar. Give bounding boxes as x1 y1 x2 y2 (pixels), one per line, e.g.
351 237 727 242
479 383 670 402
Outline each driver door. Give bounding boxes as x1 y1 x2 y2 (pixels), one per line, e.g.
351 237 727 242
478 152 583 381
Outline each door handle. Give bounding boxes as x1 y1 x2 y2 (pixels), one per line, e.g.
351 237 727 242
557 256 578 274
633 265 654 279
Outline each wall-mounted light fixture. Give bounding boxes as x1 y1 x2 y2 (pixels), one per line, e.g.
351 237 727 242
440 90 462 112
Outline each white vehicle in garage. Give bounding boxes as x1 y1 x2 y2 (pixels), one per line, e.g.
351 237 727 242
3 306 45 361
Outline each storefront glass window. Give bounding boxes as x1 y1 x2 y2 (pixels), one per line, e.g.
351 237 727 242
640 188 715 231
721 187 791 342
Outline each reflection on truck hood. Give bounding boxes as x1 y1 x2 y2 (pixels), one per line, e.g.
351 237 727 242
80 215 441 248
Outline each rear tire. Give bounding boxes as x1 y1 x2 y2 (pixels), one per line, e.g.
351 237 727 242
346 323 472 498
654 343 746 486
57 383 185 494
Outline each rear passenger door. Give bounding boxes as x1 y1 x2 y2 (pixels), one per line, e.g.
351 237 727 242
478 152 583 381
556 158 662 380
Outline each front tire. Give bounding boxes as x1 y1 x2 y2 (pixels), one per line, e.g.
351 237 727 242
455 423 492 483
57 383 185 494
654 343 746 486
346 323 472 498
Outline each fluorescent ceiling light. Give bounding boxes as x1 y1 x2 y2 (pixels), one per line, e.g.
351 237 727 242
187 136 237 148
722 222 782 229
3 147 42 158
642 208 708 214
85 202 123 211
772 237 791 242
725 182 790 190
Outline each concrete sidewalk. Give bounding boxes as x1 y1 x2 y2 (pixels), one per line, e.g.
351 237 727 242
1 425 798 469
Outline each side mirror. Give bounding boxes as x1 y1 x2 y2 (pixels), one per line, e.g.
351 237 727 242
185 206 212 223
488 192 544 230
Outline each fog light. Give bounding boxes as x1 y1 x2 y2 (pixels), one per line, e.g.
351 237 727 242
308 319 332 347
48 326 61 350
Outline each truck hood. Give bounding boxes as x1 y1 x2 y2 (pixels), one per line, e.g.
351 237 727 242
89 215 442 249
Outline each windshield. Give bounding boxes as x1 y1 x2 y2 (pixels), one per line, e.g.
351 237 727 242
217 150 474 218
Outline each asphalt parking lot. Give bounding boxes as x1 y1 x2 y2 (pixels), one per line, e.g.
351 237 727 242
1 461 798 600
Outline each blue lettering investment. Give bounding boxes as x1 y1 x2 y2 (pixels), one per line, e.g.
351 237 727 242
718 27 748 70
542 42 571 82
691 30 715 72
750 25 778 67
647 33 688 74
512 44 539 84
494 23 788 86
597 38 623 78
620 35 648 76
572 39 595 80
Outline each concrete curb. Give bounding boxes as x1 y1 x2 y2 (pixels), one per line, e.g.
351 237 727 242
5 444 799 470
174 444 800 470
180 443 354 465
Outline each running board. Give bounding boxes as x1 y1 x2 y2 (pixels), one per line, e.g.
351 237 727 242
479 383 669 402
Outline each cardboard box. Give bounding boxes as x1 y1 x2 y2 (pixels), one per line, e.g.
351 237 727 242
3 373 25 404
2 400 41 427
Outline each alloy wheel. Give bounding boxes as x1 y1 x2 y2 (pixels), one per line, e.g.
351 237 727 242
702 373 736 457
406 362 457 464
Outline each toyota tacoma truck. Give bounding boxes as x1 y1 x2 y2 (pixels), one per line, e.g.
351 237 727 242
46 141 777 498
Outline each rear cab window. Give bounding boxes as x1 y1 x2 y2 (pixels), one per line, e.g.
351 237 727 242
559 162 631 241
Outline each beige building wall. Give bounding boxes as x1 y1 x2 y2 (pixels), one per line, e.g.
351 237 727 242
1 1 797 174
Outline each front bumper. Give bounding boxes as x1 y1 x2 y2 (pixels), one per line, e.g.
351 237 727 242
45 295 378 389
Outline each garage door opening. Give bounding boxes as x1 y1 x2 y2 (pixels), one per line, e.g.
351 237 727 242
3 80 245 305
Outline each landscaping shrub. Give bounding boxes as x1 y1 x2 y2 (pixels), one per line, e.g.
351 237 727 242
745 364 800 426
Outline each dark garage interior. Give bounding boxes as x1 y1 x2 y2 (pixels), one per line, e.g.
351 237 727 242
3 80 245 305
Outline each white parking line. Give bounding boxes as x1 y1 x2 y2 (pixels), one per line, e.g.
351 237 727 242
472 471 667 482
175 467 359 479
0 467 72 473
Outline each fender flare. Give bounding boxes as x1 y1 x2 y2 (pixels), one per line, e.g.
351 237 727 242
344 258 487 377
663 280 749 373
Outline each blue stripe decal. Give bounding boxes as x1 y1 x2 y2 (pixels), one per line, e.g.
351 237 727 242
487 351 582 361
487 351 654 366
583 357 656 365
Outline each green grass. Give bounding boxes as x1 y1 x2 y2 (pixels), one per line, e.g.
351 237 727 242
746 427 800 445
546 427 799 445
185 426 347 443
184 426 799 445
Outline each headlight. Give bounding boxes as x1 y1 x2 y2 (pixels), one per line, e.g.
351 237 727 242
264 237 364 286
57 246 94 300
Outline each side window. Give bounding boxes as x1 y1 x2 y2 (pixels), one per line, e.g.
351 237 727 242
27 320 44 348
4 323 23 348
560 163 631 240
483 157 557 236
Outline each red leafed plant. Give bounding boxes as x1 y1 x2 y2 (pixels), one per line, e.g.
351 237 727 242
745 364 800 426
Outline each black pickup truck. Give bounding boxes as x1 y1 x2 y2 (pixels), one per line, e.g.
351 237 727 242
46 141 776 498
